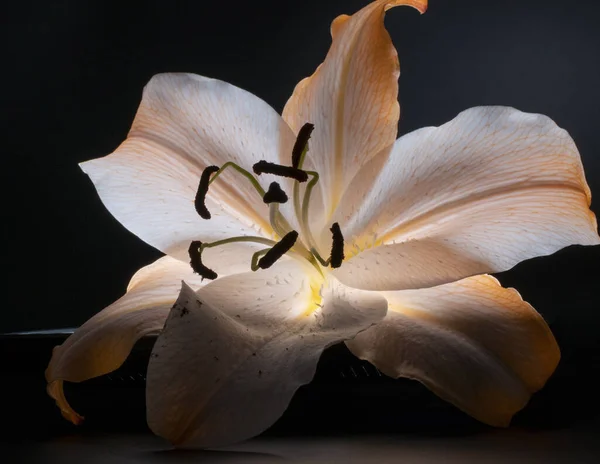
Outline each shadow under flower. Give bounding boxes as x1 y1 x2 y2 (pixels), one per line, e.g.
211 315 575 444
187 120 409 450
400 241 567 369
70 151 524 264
144 448 285 463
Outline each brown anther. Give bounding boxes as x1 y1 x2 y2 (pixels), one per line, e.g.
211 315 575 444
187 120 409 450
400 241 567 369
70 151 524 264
253 160 308 183
292 123 315 168
329 223 344 268
188 241 218 280
194 166 220 219
257 231 299 269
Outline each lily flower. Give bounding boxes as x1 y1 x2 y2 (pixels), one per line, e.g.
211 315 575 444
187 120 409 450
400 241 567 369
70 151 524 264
46 0 599 448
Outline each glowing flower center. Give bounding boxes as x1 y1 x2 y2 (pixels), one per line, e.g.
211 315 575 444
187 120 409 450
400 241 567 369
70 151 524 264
189 123 344 280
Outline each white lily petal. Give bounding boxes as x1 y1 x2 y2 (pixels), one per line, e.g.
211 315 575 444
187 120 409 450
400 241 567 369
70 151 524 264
82 73 298 260
346 275 560 427
45 256 206 424
333 106 599 291
146 262 387 448
283 0 428 228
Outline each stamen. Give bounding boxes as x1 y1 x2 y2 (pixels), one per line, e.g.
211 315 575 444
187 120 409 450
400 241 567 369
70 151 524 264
253 161 308 183
263 182 288 204
298 171 321 250
194 166 220 219
329 222 345 268
290 123 315 250
188 241 218 280
208 161 266 197
292 123 315 169
293 170 331 267
201 236 278 250
251 249 270 271
311 247 330 267
257 231 299 269
269 202 291 238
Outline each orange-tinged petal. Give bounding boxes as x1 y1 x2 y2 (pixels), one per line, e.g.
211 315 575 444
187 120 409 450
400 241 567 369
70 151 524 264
283 0 427 233
146 265 387 448
333 106 599 291
45 256 207 424
346 275 560 427
82 74 298 260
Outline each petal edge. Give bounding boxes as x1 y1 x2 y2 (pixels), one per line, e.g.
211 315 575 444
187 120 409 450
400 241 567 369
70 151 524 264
346 275 560 427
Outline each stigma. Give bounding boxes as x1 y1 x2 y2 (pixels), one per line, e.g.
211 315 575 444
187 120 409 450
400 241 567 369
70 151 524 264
188 122 346 279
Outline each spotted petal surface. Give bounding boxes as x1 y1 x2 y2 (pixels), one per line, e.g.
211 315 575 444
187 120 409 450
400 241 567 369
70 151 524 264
347 275 560 426
45 256 207 424
146 262 387 448
283 0 428 231
81 73 298 261
333 107 599 291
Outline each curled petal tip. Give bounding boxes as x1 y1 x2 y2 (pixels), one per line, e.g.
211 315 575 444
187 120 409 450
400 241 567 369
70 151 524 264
47 380 85 426
65 411 85 426
385 0 428 14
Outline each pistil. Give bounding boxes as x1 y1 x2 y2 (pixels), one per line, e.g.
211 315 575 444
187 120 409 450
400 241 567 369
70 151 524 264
263 182 288 204
190 122 346 279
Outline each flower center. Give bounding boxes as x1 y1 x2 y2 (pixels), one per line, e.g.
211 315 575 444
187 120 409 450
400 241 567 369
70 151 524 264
189 123 345 280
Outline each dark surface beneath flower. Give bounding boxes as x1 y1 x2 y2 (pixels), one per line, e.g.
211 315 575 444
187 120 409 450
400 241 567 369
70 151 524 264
4 422 600 463
2 332 600 462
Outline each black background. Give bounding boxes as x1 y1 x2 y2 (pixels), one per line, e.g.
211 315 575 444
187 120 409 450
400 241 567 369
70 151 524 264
2 0 600 458
3 0 599 362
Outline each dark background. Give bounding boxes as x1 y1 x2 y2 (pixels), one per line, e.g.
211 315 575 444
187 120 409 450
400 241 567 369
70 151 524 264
1 0 600 458
3 0 599 333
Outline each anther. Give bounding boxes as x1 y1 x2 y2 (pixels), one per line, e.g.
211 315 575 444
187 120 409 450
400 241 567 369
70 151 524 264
257 231 299 269
263 182 288 204
253 160 308 183
329 222 345 268
188 241 218 280
194 166 220 219
292 123 315 169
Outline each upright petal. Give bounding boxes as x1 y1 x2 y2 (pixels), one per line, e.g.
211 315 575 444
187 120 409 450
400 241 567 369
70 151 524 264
146 262 387 448
45 256 207 425
346 275 560 427
283 0 427 227
82 73 298 260
333 107 599 291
